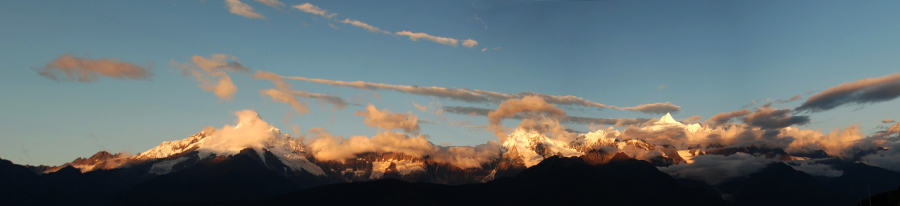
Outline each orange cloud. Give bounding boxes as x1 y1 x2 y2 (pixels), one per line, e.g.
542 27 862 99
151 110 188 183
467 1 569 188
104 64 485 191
354 104 420 134
36 54 151 82
487 96 566 141
172 54 249 100
226 0 265 19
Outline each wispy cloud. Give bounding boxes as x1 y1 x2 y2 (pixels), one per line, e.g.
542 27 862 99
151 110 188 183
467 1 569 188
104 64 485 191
796 73 900 113
254 0 284 9
254 70 349 114
279 75 624 110
884 119 896 123
36 54 151 82
396 31 460 47
442 106 648 126
225 0 265 19
292 3 336 19
610 102 681 114
171 54 249 100
339 18 390 34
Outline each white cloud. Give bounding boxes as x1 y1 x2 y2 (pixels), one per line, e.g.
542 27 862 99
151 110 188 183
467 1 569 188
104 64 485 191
225 0 265 19
396 31 459 47
461 39 478 48
292 3 336 19
339 18 390 34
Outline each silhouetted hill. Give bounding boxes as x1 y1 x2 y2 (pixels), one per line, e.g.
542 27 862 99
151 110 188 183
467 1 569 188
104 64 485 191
205 156 730 206
720 162 854 206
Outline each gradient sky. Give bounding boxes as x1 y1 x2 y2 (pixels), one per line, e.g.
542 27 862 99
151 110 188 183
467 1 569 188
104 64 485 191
2 0 899 166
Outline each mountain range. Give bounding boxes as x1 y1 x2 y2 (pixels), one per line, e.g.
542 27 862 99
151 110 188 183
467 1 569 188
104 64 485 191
2 113 898 205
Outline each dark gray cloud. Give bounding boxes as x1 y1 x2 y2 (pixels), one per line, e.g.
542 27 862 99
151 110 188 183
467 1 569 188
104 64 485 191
796 73 900 113
742 107 810 129
706 109 752 127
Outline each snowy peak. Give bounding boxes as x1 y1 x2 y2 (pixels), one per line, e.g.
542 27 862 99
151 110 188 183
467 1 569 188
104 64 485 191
502 128 583 167
655 113 679 125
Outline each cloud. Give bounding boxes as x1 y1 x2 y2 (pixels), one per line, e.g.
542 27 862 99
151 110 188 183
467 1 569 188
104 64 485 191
742 107 810 129
413 102 429 112
658 153 777 185
225 0 265 19
658 85 666 90
884 119 896 123
305 130 436 161
339 18 390 34
255 0 284 9
679 115 704 124
874 121 900 138
172 54 250 100
784 124 863 159
776 95 802 103
441 106 648 126
610 102 681 114
354 104 420 134
396 31 460 47
278 75 620 111
198 110 286 157
706 109 752 127
791 163 843 177
431 141 501 169
254 70 349 114
461 39 478 48
292 3 336 19
35 54 151 82
487 96 566 141
482 48 488 52
796 73 900 113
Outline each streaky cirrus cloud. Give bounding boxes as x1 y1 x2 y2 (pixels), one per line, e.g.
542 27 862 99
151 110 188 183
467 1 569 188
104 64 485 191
796 73 900 113
171 54 250 100
742 107 810 129
254 70 349 114
35 54 152 82
354 104 420 134
292 3 336 19
225 0 265 19
487 96 566 141
339 18 390 34
255 0 284 9
278 74 660 111
776 95 803 103
442 106 648 126
609 102 681 114
396 31 460 47
883 119 896 123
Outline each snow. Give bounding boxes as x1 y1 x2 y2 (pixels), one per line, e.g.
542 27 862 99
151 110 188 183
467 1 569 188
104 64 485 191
148 157 188 175
368 159 425 179
503 128 583 167
481 169 497 183
677 150 695 164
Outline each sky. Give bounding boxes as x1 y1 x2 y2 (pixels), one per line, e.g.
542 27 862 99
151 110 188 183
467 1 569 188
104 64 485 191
2 0 900 166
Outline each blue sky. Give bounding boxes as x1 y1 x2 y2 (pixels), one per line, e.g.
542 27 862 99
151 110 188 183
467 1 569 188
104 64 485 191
2 0 899 165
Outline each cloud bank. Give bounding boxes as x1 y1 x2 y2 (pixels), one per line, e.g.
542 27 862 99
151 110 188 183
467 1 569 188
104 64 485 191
796 73 900 113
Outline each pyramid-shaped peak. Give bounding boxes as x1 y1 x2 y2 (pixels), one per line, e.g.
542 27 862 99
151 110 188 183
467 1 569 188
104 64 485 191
656 113 678 124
